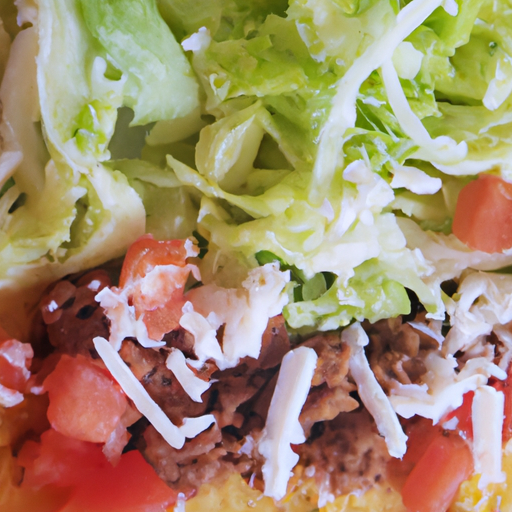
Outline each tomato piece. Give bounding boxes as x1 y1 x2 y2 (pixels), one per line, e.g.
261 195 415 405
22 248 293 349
119 234 189 287
387 418 442 491
440 391 474 440
67 450 177 512
452 174 512 253
118 234 196 340
44 355 127 443
401 431 473 512
0 339 33 392
18 429 177 512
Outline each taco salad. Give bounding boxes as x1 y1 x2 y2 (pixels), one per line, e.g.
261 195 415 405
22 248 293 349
2 0 512 511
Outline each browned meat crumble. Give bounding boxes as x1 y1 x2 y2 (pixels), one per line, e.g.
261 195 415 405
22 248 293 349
30 270 444 500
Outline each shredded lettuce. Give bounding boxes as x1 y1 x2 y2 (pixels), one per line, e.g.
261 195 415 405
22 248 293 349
4 0 512 339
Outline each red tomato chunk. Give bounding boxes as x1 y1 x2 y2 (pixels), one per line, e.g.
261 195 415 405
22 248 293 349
18 429 177 512
387 417 473 512
452 174 512 253
44 355 127 443
118 234 194 340
401 432 473 512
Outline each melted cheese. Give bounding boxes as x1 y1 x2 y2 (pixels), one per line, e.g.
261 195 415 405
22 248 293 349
258 346 318 500
342 323 407 458
472 386 506 489
93 336 215 449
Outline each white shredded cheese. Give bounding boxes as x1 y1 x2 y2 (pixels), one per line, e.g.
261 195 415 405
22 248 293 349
258 346 318 500
390 165 442 195
179 301 225 365
0 384 24 407
390 354 506 423
95 287 164 350
165 348 213 403
472 386 506 490
184 264 290 369
93 336 215 449
181 27 211 53
342 323 407 458
407 320 444 344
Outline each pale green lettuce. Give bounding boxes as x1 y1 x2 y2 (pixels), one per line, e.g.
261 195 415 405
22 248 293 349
0 0 199 337
4 0 512 337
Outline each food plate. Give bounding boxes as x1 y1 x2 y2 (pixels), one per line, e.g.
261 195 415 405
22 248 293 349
1 0 512 511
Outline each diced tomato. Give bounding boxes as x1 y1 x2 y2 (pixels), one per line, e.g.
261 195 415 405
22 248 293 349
387 417 474 512
119 234 190 287
0 338 33 392
386 418 442 491
43 355 127 443
401 431 473 512
17 429 177 512
440 391 474 440
118 234 196 340
452 174 512 253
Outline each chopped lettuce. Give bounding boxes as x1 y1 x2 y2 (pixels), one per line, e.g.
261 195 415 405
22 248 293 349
0 0 199 337
4 0 512 338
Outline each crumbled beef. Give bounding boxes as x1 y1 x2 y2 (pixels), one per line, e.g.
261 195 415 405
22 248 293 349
39 270 111 357
141 423 254 497
210 365 276 429
119 340 210 424
297 409 390 497
364 316 439 392
300 334 358 434
35 267 415 502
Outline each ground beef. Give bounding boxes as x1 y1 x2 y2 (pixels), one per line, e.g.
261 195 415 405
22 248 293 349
364 316 439 392
297 409 391 497
35 271 423 501
38 270 111 357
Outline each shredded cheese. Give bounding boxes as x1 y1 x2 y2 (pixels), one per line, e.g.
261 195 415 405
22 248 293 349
472 386 506 490
93 336 215 449
390 354 506 423
342 323 407 458
95 287 164 350
258 346 318 500
165 348 214 403
183 264 290 369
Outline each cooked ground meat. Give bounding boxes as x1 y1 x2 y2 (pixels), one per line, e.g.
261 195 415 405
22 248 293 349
35 270 435 501
39 270 112 357
364 316 439 392
297 409 391 497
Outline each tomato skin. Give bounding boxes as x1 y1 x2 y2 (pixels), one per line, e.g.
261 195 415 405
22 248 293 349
452 174 512 253
401 432 473 512
387 416 474 512
17 429 177 512
386 418 442 492
43 355 127 443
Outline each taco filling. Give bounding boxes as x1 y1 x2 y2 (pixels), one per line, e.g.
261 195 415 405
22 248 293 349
2 0 512 511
